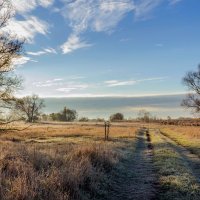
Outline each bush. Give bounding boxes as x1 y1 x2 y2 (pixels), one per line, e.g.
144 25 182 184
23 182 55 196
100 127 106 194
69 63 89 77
110 113 124 122
79 117 89 122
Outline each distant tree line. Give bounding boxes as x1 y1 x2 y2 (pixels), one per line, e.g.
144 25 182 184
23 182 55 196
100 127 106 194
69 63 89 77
42 107 78 122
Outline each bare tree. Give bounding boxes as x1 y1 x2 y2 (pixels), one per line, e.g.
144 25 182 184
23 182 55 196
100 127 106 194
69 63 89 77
0 0 13 28
0 0 24 112
137 109 151 123
182 65 200 114
15 95 45 123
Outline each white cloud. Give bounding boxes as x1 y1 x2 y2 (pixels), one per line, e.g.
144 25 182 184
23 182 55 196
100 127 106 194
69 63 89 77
61 34 92 54
44 48 57 53
7 0 183 54
1 1 53 44
137 77 167 82
27 48 57 56
27 51 47 56
62 0 134 33
38 0 54 7
33 78 64 87
60 0 184 54
105 80 136 87
33 76 87 88
105 77 167 87
12 56 37 67
2 16 49 43
134 0 162 20
60 0 134 53
33 78 89 92
11 0 54 14
169 0 182 5
56 84 89 93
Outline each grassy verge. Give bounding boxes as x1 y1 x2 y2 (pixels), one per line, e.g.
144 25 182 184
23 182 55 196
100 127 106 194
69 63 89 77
160 127 200 157
151 131 200 200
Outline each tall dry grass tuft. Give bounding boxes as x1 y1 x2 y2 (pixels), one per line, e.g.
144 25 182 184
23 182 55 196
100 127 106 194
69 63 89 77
0 142 120 200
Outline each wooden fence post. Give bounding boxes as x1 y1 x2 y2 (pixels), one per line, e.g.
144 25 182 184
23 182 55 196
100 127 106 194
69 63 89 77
105 121 107 140
107 121 110 141
104 121 111 141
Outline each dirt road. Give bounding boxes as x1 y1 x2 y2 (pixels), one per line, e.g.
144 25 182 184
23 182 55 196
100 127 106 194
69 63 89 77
107 129 157 200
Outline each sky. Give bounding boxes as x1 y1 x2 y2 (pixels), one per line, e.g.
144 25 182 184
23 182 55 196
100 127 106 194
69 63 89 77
4 0 200 98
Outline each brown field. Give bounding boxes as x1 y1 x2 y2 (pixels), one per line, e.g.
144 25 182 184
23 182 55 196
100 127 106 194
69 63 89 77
0 123 138 200
0 122 200 200
0 122 138 142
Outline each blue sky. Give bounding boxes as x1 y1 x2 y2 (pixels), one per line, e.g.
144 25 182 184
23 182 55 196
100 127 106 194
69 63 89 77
5 0 200 97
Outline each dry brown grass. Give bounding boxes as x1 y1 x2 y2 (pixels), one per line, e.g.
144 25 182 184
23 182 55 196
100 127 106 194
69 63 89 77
162 126 200 139
0 122 137 142
0 123 137 200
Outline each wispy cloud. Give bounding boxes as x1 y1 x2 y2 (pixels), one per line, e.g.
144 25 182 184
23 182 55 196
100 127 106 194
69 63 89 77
105 77 167 87
105 80 136 87
56 84 89 93
11 0 54 14
60 0 134 53
60 0 183 54
134 0 161 20
27 48 57 56
61 0 134 33
1 0 54 46
134 0 182 20
12 56 37 67
33 77 88 89
169 0 183 5
2 16 49 43
33 78 64 87
61 35 92 54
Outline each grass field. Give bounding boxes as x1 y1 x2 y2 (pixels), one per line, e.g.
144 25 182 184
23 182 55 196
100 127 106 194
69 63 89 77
0 122 199 200
0 123 137 200
160 126 200 157
150 129 200 200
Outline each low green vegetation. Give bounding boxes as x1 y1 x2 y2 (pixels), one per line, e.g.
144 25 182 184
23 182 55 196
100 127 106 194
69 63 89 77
42 107 78 122
160 127 200 157
151 131 200 200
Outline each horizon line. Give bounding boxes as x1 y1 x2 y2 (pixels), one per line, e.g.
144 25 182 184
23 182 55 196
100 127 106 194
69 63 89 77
16 91 189 98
